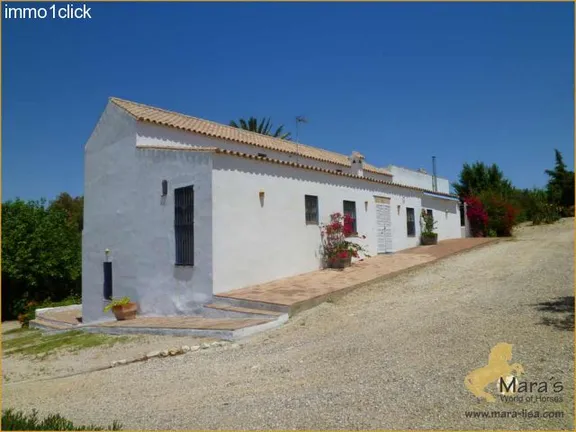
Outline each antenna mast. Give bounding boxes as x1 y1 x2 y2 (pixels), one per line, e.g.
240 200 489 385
295 116 308 163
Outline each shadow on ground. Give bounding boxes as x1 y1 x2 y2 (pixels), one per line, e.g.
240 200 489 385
533 296 574 331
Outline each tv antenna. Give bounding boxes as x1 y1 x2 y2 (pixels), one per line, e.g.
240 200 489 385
295 116 308 163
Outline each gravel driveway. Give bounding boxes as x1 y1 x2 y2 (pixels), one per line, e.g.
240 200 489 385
3 219 574 430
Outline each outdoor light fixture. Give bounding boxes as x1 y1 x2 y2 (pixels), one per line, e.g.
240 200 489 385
161 180 168 197
365 201 368 211
258 190 265 208
397 205 401 215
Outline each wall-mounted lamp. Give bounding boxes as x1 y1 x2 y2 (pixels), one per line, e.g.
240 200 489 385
161 180 168 197
365 201 368 211
258 190 265 207
397 205 401 215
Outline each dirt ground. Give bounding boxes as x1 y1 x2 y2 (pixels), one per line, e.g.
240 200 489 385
2 219 574 430
1 326 214 384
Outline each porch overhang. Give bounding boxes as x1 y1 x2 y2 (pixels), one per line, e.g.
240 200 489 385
423 191 460 202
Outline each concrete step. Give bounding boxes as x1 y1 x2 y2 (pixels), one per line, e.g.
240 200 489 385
202 303 285 319
81 314 290 340
212 295 291 315
33 314 79 327
29 318 74 334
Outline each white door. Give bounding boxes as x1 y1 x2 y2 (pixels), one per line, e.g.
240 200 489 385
375 196 392 253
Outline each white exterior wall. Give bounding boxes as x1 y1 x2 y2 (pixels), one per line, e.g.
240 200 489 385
85 114 463 314
387 165 450 194
421 195 463 241
82 104 214 323
211 155 462 294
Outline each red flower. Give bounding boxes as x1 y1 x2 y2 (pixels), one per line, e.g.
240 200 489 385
465 196 488 237
339 251 349 259
343 215 354 237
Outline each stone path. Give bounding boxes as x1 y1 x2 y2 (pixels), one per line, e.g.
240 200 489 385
33 237 496 336
216 237 496 311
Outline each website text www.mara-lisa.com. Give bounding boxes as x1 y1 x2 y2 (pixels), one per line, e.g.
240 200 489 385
465 410 565 419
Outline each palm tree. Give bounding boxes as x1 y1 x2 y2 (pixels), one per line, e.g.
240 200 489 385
229 117 291 140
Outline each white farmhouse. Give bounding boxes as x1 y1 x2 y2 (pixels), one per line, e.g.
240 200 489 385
82 97 465 323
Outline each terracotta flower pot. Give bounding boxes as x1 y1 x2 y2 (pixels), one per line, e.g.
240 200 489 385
111 302 138 320
328 255 352 269
420 234 438 245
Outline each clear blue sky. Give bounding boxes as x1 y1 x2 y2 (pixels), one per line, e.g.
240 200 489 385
3 2 574 201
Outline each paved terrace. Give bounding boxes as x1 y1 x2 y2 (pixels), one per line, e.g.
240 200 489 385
216 237 497 315
34 238 496 337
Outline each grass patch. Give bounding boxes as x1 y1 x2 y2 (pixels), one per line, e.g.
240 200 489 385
3 329 134 357
3 327 29 336
2 409 121 430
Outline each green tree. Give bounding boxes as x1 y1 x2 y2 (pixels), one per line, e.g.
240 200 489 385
453 162 514 198
49 192 83 232
229 117 291 140
2 198 81 320
545 149 575 209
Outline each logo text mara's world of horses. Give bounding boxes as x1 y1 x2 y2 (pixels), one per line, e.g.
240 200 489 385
464 342 564 403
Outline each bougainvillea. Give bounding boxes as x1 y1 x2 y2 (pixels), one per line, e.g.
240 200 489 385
479 192 518 237
464 196 488 237
320 212 365 265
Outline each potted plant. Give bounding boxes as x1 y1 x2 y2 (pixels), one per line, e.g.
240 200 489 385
104 296 138 320
420 210 438 245
321 213 367 269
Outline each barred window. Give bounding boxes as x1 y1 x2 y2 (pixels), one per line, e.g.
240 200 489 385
407 207 416 237
175 185 194 266
305 195 318 225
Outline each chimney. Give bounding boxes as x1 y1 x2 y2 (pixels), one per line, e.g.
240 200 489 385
432 156 438 192
349 151 365 177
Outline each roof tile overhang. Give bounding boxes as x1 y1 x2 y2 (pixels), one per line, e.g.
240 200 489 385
112 97 392 176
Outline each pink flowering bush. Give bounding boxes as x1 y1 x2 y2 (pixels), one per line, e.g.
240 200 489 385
320 212 366 266
464 196 488 237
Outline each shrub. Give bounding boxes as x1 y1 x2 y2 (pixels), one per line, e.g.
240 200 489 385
2 409 121 431
479 191 518 237
464 196 488 237
320 212 367 265
523 189 561 225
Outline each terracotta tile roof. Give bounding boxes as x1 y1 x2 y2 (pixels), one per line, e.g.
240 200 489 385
136 144 457 199
111 97 392 176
